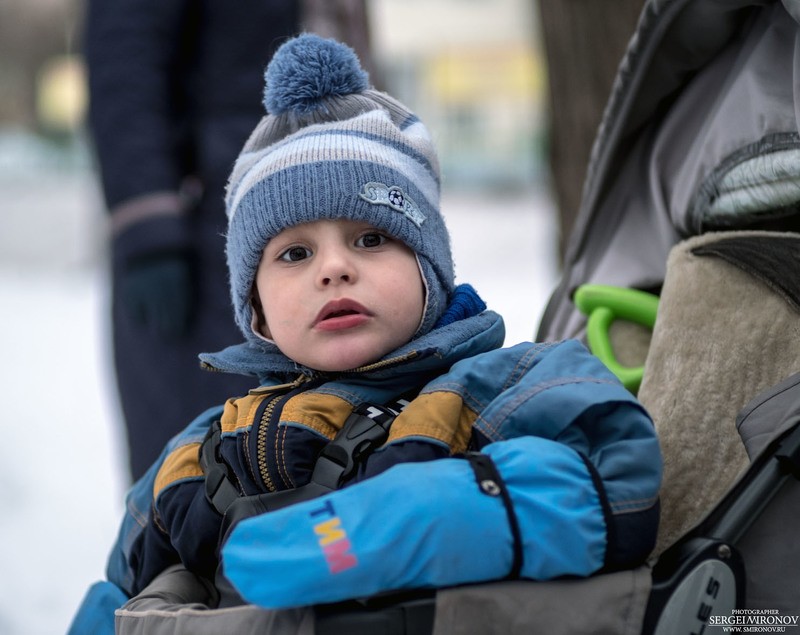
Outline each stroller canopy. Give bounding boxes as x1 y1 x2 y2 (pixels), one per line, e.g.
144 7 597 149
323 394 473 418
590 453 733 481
538 0 800 341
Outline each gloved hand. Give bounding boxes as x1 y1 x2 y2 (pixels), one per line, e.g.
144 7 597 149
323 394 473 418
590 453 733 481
220 436 607 609
119 250 195 339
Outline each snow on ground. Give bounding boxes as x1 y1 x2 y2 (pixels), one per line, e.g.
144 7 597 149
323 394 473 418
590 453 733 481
0 184 559 635
0 266 127 635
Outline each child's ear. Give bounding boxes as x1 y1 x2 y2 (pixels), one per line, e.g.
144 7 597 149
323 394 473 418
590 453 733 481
251 287 271 338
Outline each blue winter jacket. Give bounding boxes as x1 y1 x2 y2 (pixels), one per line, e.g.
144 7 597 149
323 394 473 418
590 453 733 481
72 308 661 628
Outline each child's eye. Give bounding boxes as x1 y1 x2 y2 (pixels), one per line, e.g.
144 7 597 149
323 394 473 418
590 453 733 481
278 246 312 262
356 232 388 248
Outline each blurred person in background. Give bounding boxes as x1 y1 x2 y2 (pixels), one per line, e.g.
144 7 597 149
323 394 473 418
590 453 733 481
84 0 375 481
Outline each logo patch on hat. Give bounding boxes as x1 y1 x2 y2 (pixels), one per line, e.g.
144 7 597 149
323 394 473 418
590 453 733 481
359 182 425 227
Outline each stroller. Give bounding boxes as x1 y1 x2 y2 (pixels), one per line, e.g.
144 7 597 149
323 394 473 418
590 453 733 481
74 0 800 632
537 0 800 622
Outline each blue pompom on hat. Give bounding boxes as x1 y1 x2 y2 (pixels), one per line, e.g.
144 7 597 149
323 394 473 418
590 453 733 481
263 34 369 115
225 33 455 349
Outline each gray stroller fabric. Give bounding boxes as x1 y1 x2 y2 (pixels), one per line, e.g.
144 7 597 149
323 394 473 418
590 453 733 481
537 0 800 342
738 372 800 459
432 568 651 635
115 565 653 635
735 373 800 611
115 565 315 635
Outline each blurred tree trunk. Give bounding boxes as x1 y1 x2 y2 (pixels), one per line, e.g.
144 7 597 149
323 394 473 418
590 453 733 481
538 0 644 258
301 0 382 89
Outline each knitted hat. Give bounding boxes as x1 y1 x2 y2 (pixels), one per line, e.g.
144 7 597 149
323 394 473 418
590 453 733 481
225 33 454 347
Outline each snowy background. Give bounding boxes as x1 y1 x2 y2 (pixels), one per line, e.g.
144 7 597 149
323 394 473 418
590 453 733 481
0 142 560 635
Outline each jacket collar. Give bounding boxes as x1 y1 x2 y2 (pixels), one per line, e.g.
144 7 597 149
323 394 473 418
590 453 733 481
199 310 505 384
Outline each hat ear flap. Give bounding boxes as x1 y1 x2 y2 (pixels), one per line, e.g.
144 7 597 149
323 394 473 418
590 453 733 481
249 286 271 339
416 256 449 336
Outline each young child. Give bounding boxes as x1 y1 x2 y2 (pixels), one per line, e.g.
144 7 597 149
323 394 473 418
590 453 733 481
81 33 661 617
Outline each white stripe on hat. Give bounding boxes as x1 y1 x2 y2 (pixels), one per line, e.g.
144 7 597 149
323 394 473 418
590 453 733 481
227 111 440 221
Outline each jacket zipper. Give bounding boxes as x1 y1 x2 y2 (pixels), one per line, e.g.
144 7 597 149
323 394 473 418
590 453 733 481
256 396 281 492
337 350 420 374
252 375 316 492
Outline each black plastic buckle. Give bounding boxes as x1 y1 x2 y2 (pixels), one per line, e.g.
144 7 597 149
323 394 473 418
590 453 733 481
312 403 397 489
220 403 398 538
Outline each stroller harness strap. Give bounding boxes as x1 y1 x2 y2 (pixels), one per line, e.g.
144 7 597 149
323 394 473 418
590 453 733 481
200 400 400 532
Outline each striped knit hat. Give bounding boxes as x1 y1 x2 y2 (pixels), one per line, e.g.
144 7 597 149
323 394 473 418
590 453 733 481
225 33 454 346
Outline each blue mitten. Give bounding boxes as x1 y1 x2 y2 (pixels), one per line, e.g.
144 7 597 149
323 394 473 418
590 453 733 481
221 436 607 609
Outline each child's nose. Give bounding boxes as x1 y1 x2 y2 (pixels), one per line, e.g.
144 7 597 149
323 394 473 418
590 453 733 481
317 249 357 287
321 271 351 285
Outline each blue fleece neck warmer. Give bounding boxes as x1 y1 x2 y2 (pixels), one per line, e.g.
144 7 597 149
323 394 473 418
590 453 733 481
225 34 455 345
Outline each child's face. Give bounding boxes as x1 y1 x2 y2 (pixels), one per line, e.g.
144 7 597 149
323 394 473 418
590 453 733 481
254 219 425 371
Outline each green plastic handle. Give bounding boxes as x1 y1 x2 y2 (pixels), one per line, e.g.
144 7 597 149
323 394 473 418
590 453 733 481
573 285 659 394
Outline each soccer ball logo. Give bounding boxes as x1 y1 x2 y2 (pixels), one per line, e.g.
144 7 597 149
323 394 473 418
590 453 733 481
388 187 405 209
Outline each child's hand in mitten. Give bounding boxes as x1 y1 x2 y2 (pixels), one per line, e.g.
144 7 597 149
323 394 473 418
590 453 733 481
220 437 606 609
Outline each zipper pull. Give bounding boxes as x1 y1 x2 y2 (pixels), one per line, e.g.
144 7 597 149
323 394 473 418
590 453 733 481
248 373 313 396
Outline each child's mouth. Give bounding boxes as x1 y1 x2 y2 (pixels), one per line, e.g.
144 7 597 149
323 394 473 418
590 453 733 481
315 300 371 331
325 309 359 320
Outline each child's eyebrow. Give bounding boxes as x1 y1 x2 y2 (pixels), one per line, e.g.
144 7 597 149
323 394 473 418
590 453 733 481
272 227 307 242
